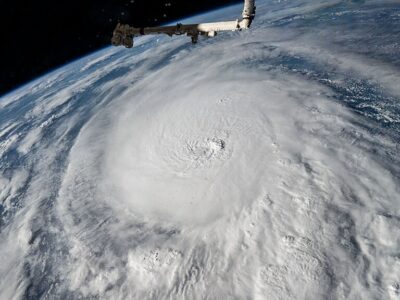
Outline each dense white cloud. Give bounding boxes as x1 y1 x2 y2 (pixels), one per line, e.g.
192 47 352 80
0 0 399 299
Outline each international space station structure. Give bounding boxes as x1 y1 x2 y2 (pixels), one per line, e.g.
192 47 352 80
111 0 256 48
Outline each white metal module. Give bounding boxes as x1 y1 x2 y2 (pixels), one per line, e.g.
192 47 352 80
111 0 256 48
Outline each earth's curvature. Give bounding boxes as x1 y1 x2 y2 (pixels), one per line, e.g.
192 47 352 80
1 0 400 299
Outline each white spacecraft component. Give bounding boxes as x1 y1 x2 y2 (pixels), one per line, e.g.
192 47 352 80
111 0 256 48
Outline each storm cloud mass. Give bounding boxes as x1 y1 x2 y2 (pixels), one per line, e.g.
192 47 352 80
0 1 399 299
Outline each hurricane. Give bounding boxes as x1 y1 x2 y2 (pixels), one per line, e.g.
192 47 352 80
0 0 399 299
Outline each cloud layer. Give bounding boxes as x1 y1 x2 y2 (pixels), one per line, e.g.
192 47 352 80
0 1 399 299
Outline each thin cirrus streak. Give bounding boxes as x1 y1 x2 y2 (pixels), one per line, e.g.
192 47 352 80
0 0 399 299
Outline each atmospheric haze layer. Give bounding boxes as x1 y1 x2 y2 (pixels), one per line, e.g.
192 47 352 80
0 0 400 299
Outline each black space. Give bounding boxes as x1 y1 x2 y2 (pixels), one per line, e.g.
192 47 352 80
0 0 241 97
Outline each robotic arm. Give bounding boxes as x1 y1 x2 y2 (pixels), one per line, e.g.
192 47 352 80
111 0 256 48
